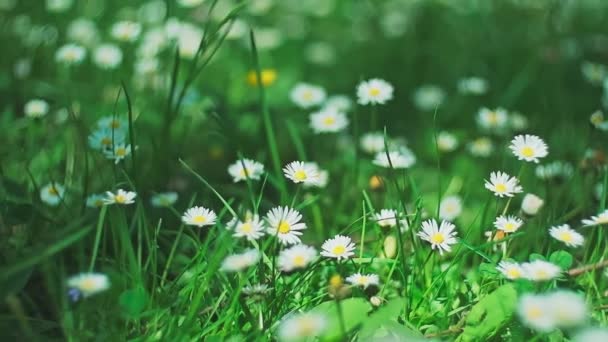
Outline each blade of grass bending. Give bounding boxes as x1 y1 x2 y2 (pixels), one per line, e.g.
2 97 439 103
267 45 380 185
88 205 108 271
121 81 138 188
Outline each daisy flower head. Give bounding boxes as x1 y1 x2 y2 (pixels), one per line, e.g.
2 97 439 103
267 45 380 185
323 95 352 112
309 107 349 134
92 43 123 69
266 206 307 245
549 224 584 247
522 260 561 282
242 283 271 299
509 135 548 163
104 189 136 205
182 206 217 227
278 244 317 272
547 290 588 328
277 312 327 341
67 272 110 299
582 209 608 227
301 162 329 189
412 85 445 111
467 137 494 157
40 182 65 206
581 61 607 85
231 215 265 241
572 328 608 342
373 209 399 228
373 148 416 169
150 192 178 207
67 18 99 46
437 131 459 153
521 193 544 216
517 294 556 332
88 127 126 151
360 131 387 154
346 273 380 289
103 143 132 164
96 116 127 130
494 215 523 233
86 193 106 208
497 260 524 280
321 235 356 261
510 113 529 131
535 161 574 181
476 107 509 131
290 83 326 109
24 99 49 118
485 171 523 197
111 21 142 42
220 249 260 272
227 158 265 183
439 195 463 221
357 78 394 105
283 161 320 185
457 77 488 95
46 0 73 13
55 43 86 65
417 219 458 255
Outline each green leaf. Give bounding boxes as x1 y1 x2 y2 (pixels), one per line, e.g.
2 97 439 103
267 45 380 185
309 298 371 341
478 262 499 277
528 253 545 262
119 286 149 318
549 250 573 269
359 298 424 340
455 284 517 342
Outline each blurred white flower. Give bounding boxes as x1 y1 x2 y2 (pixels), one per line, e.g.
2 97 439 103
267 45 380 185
467 137 494 157
457 77 488 95
228 159 265 183
67 272 110 298
104 189 136 205
55 44 86 65
477 107 508 131
150 192 178 207
93 44 123 69
278 244 317 272
309 107 349 133
24 99 49 118
357 79 394 105
111 21 142 42
277 312 327 341
290 83 326 109
521 193 544 216
40 182 65 206
412 85 445 111
373 148 416 169
439 195 463 221
437 131 459 152
221 249 260 272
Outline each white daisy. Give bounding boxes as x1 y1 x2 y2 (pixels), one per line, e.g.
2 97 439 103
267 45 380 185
86 193 105 208
266 206 307 245
96 116 127 130
521 193 544 216
110 21 142 42
373 209 399 228
103 143 132 164
55 44 86 65
535 161 574 180
467 137 494 157
40 182 65 206
88 127 126 151
182 206 217 227
437 131 459 152
412 85 445 111
346 273 380 289
323 95 352 112
439 195 463 221
283 161 320 185
373 148 416 169
494 215 523 233
24 99 49 118
104 189 136 205
581 209 608 227
150 192 178 207
290 83 326 109
93 43 123 69
509 135 549 163
360 132 387 154
230 215 266 241
277 312 327 341
66 18 99 46
484 171 523 197
67 272 110 298
220 249 260 272
309 107 349 133
46 0 73 13
357 78 393 105
476 107 509 131
572 328 608 342
547 290 588 328
549 224 584 247
227 158 265 182
177 0 205 8
417 219 458 255
277 244 317 272
521 260 561 282
496 260 524 280
581 61 607 85
301 162 329 189
517 294 556 332
242 283 271 297
457 77 488 95
320 235 356 261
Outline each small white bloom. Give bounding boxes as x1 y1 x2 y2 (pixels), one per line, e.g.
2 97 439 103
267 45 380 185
547 290 588 328
510 113 528 131
494 215 523 233
509 134 549 163
549 224 584 247
88 127 126 150
360 132 387 154
283 161 320 185
535 161 574 181
46 0 73 13
266 206 307 245
457 77 488 95
437 131 459 152
177 0 205 7
373 148 416 169
476 107 509 131
301 162 329 189
104 189 136 205
67 18 99 46
103 143 132 164
24 99 49 118
323 95 352 112
572 328 608 342
467 137 494 157
484 171 523 197
96 116 127 130
228 159 265 182
290 83 326 109
417 219 458 255
346 273 380 289
111 21 142 42
412 85 445 111
581 209 608 227
182 206 217 227
309 107 349 133
277 312 327 341
581 61 607 85
278 244 317 272
496 260 524 280
374 209 399 228
521 193 544 216
231 215 266 241
320 235 356 261
517 294 556 332
357 78 393 105
55 44 86 65
242 283 271 297
439 195 463 221
220 249 260 272
522 260 561 282
67 272 110 298
93 43 123 69
150 192 178 207
40 182 65 206
86 193 105 208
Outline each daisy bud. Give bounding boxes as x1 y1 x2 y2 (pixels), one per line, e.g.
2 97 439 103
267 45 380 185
369 175 384 190
521 193 544 216
328 274 350 299
370 296 383 307
382 235 397 259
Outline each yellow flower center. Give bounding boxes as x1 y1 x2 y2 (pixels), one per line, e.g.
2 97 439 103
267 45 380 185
294 170 307 181
193 215 207 224
110 120 121 129
332 245 346 255
369 87 380 97
302 91 313 101
503 223 516 232
297 318 317 336
293 255 306 267
357 276 368 285
115 194 126 203
323 116 336 125
535 270 548 279
48 187 59 195
559 231 573 242
597 216 608 224
241 222 253 233
80 278 98 291
506 268 521 278
101 137 112 146
278 221 290 234
430 232 445 244
116 148 127 157
520 146 535 158
495 183 507 193
527 307 542 319
487 112 498 124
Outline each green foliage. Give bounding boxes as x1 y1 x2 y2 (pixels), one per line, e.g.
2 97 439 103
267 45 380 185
309 298 372 340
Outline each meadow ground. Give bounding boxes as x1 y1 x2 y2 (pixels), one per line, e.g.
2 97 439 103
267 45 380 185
2 0 608 341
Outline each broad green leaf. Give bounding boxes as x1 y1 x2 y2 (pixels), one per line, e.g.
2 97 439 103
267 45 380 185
119 286 149 318
549 250 573 270
359 298 424 341
309 297 371 341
